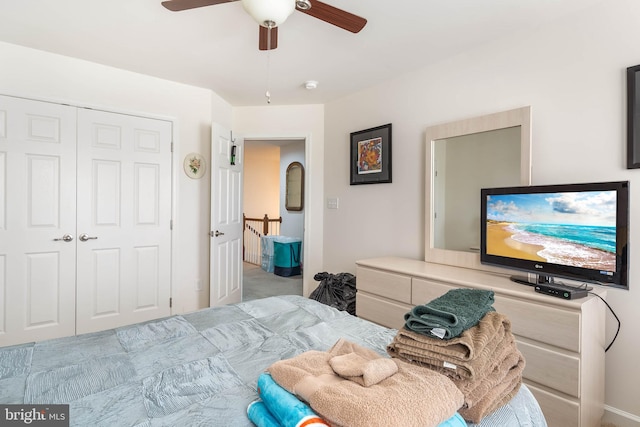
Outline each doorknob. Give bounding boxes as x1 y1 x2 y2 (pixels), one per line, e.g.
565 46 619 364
53 234 74 242
210 230 225 237
79 233 98 242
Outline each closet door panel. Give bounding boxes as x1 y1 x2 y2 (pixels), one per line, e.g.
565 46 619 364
0 152 6 231
0 95 77 347
76 109 172 334
93 248 121 316
25 252 62 327
93 160 121 226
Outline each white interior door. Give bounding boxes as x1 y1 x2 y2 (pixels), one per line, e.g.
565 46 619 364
210 124 243 306
0 95 77 346
75 108 172 334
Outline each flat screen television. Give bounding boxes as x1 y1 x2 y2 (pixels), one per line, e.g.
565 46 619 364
480 181 629 289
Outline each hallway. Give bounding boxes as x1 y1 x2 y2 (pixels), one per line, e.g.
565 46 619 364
242 262 303 301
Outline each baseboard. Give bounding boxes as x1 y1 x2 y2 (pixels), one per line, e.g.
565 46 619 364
602 405 640 427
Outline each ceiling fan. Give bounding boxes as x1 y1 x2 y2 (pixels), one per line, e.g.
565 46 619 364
161 0 367 51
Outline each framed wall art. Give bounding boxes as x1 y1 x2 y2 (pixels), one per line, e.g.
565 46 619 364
184 152 206 179
350 123 392 185
627 65 640 169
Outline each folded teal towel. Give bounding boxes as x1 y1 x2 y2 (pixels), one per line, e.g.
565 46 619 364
255 373 329 427
247 400 282 427
442 413 468 427
404 288 495 339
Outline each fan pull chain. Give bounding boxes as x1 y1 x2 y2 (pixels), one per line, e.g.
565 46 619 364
265 24 273 104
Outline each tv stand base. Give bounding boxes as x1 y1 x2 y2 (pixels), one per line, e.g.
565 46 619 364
509 275 536 286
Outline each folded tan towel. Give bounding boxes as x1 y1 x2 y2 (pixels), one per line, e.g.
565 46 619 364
455 343 524 407
457 355 524 424
388 325 512 381
268 338 464 427
329 352 398 387
388 312 510 363
386 309 526 424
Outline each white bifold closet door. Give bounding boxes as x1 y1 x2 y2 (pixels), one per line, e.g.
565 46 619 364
75 108 172 335
0 96 78 346
0 95 172 347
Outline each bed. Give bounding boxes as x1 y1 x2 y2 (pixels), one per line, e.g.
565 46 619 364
0 295 546 426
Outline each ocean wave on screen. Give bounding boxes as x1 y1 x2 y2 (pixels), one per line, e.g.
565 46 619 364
508 227 615 270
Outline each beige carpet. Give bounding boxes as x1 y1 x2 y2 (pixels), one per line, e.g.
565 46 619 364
242 262 303 301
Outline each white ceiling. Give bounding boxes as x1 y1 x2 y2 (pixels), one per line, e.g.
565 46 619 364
0 0 604 106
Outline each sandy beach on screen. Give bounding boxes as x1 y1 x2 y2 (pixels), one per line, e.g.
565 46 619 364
486 222 546 261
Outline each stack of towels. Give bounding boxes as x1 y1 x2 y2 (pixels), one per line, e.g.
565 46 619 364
247 338 468 427
387 288 525 423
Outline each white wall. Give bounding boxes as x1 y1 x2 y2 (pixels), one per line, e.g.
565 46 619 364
233 105 324 297
244 143 280 219
0 41 231 315
323 0 639 422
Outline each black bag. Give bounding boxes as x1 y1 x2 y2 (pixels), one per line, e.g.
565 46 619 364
310 272 357 315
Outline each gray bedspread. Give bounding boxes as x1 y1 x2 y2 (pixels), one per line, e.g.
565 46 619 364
0 295 546 426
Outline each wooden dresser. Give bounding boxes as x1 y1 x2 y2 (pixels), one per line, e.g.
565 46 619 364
355 256 606 427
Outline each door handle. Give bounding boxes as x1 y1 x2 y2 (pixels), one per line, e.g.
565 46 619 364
210 230 225 237
79 233 98 242
53 234 74 242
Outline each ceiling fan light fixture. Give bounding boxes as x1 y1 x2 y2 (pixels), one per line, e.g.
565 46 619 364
241 0 296 28
296 0 311 11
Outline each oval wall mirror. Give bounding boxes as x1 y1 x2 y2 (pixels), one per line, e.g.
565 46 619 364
285 162 304 211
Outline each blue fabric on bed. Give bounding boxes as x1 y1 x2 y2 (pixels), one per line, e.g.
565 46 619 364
256 372 327 427
116 316 198 352
0 295 546 427
443 413 468 427
247 400 282 427
142 354 245 417
25 353 136 404
0 344 32 379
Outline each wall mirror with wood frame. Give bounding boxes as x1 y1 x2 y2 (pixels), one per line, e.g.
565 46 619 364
285 161 304 211
425 106 532 271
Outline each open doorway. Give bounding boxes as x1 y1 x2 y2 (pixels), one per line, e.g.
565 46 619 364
242 138 305 301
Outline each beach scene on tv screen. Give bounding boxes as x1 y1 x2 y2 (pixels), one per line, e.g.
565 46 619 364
485 190 617 273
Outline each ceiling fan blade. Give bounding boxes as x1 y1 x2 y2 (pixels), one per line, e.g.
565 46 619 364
259 26 279 51
298 0 367 33
161 0 235 12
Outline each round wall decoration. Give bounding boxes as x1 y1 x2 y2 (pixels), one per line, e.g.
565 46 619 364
184 152 206 179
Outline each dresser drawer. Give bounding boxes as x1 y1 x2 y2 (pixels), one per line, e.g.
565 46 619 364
411 278 455 304
356 266 412 304
494 296 580 352
356 292 411 330
525 382 579 427
517 340 580 397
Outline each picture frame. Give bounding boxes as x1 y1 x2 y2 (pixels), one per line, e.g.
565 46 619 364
627 65 640 169
184 152 206 179
350 123 392 185
285 161 304 211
